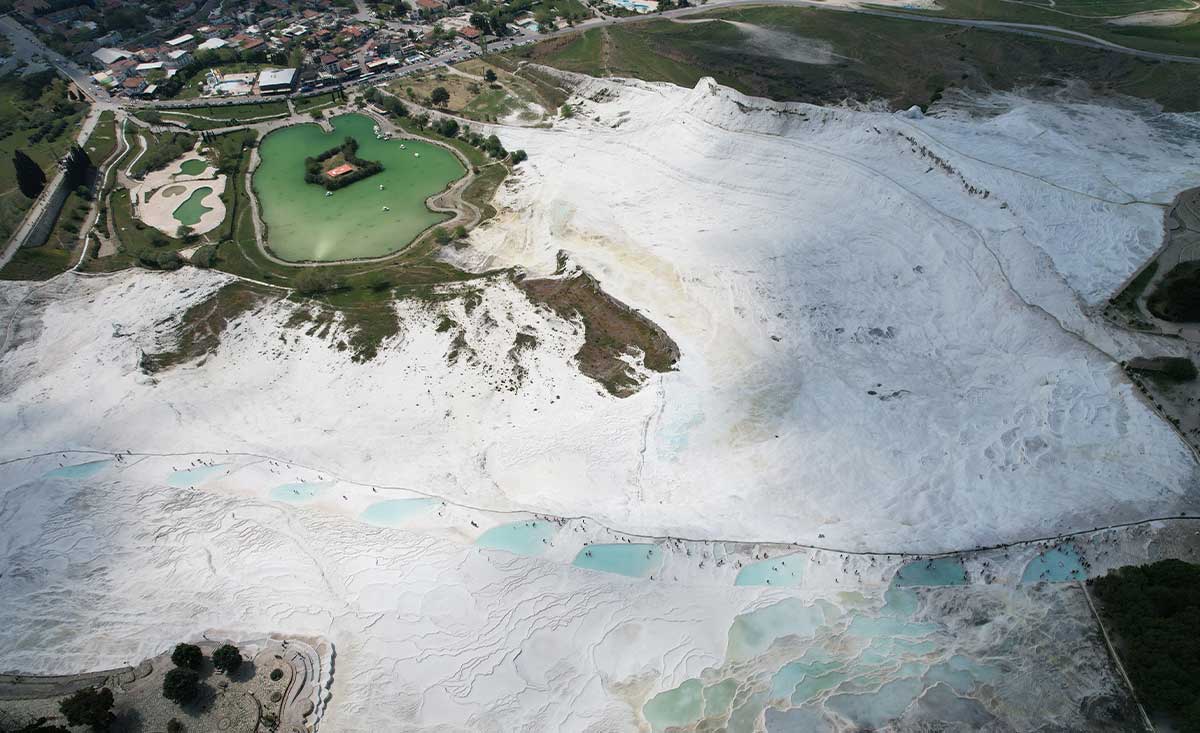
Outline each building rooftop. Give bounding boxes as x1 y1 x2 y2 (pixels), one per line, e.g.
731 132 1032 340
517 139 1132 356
257 67 297 87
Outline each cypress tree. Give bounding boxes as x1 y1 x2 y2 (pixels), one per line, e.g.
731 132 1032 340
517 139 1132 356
13 149 46 198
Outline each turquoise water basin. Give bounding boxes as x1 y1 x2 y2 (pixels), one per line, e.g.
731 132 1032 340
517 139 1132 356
475 520 558 556
44 459 110 479
572 543 662 578
735 555 802 586
1021 546 1087 584
359 498 436 526
893 557 967 587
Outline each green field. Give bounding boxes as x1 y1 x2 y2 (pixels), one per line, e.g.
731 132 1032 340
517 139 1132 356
885 0 1200 57
84 111 118 163
983 0 1192 15
0 71 87 244
519 7 1200 111
171 101 291 118
294 92 341 113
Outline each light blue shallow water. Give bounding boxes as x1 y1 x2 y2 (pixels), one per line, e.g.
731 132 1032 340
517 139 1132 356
644 585 1001 732
1021 546 1086 584
44 459 111 479
893 557 967 587
268 481 328 503
735 555 802 587
475 520 558 556
643 678 703 732
359 498 436 526
572 543 662 578
167 464 229 488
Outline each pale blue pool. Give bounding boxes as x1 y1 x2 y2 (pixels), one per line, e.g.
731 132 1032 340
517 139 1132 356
1021 546 1086 584
44 459 110 479
893 557 967 587
167 463 229 488
643 678 703 732
735 555 802 587
572 543 662 578
359 498 436 526
269 481 328 503
475 520 558 556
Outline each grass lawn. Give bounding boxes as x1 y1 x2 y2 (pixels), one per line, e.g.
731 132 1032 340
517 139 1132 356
0 72 88 243
518 7 1200 111
882 0 1200 58
129 128 199 178
84 111 118 164
294 92 341 113
0 243 73 280
1012 0 1193 14
172 100 291 118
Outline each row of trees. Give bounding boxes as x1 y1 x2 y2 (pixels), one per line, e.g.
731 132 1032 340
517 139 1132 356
19 643 247 732
366 86 527 165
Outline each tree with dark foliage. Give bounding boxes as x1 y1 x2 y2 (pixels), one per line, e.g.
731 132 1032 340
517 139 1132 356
58 686 115 731
1091 560 1200 733
13 150 46 199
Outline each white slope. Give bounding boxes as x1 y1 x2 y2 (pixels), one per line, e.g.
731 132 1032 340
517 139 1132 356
0 456 1133 732
2 79 1198 555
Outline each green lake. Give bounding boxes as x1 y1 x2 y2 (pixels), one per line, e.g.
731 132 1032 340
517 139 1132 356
253 114 465 261
173 186 213 226
178 158 207 175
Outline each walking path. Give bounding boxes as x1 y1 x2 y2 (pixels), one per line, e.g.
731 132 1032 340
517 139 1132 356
1079 581 1156 732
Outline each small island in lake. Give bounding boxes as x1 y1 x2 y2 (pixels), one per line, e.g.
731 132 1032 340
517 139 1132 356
304 136 383 191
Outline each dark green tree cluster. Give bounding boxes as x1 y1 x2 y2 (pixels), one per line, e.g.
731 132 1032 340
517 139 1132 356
13 150 46 199
161 642 205 704
1147 262 1200 323
366 88 409 118
1091 560 1200 732
162 668 200 705
62 144 94 192
137 132 198 176
58 686 115 731
212 644 242 675
170 643 203 670
303 137 383 191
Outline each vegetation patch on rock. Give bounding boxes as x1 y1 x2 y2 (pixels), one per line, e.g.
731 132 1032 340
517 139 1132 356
517 255 679 397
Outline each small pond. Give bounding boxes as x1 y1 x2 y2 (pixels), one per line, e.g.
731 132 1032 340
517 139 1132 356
253 114 464 261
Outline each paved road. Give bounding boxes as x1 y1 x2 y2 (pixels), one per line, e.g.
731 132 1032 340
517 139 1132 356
0 14 114 104
4 0 1194 118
